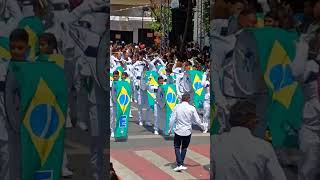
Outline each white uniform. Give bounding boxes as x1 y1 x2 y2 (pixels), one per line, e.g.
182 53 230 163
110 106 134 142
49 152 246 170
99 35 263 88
202 72 210 132
289 36 320 180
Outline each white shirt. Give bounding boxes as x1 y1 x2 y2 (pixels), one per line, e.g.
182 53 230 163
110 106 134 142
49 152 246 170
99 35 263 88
211 127 286 180
169 101 203 136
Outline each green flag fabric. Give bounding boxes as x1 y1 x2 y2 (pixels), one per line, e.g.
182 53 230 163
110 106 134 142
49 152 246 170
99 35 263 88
18 16 45 61
8 60 67 180
0 36 10 59
188 70 205 109
248 27 303 148
159 84 178 136
114 80 132 140
144 70 159 109
116 66 124 80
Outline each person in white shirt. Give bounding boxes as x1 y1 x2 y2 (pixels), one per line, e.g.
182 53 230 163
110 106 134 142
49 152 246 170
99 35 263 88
211 101 286 180
168 93 204 172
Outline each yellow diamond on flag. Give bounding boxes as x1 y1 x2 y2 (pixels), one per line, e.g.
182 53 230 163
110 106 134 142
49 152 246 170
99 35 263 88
264 40 298 109
25 26 38 61
193 74 203 96
166 86 177 111
149 76 159 87
0 46 11 59
48 54 64 68
23 78 65 165
147 90 156 99
117 87 130 113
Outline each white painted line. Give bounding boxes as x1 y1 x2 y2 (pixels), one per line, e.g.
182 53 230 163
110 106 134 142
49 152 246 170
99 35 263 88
135 150 196 180
187 150 210 166
111 157 144 180
110 133 209 140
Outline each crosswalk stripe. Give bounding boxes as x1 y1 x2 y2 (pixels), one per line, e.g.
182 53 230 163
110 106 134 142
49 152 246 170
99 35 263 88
135 150 197 180
187 150 210 166
111 150 174 180
152 147 210 179
111 157 144 180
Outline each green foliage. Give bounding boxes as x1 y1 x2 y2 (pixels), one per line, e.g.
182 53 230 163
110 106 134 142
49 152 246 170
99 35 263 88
148 7 172 34
203 0 210 34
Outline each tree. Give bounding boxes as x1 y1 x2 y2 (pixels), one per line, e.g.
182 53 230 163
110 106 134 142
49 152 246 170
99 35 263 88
148 0 172 34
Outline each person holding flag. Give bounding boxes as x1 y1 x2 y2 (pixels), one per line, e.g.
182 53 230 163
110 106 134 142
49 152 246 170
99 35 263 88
110 71 120 138
112 71 132 140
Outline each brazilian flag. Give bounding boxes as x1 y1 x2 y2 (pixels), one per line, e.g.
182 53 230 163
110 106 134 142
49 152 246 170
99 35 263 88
159 84 178 136
36 54 65 69
156 64 166 77
115 66 124 80
210 81 220 135
144 70 159 109
18 16 45 61
188 70 205 109
8 60 67 180
247 27 303 148
114 80 132 140
0 36 10 59
256 13 264 28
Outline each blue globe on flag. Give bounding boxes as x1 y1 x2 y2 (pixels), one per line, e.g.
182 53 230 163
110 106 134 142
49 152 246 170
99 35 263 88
167 93 176 103
30 104 59 139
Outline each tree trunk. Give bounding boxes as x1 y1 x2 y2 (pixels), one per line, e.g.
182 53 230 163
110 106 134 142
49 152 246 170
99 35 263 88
180 0 193 51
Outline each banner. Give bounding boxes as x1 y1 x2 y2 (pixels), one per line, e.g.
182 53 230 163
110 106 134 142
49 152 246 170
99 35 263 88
188 70 205 109
18 16 45 61
144 70 159 109
7 60 67 180
158 84 178 136
247 27 303 148
114 80 132 140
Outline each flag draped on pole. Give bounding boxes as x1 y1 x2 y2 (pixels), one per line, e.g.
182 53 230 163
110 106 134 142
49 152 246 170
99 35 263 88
36 54 65 69
8 60 67 180
18 16 45 61
159 84 178 136
188 70 205 109
144 70 159 109
114 80 132 139
248 27 303 148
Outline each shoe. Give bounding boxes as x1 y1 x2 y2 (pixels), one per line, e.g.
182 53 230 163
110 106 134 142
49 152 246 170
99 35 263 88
139 122 143 126
145 122 152 127
61 168 73 178
203 129 208 133
65 115 73 128
111 132 114 138
179 165 187 170
130 114 133 118
154 131 159 135
78 122 88 131
173 166 181 172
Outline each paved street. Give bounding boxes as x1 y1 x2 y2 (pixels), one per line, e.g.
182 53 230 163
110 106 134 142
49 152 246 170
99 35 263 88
110 103 210 180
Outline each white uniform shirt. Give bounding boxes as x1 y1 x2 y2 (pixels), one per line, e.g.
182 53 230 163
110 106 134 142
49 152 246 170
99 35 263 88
211 127 286 180
169 101 203 136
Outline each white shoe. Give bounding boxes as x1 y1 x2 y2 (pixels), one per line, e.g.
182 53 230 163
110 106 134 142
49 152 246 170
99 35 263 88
154 130 159 135
130 114 133 118
179 165 187 170
173 166 181 172
78 122 88 131
65 116 72 128
139 122 143 126
111 132 114 138
61 168 73 177
203 129 208 133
